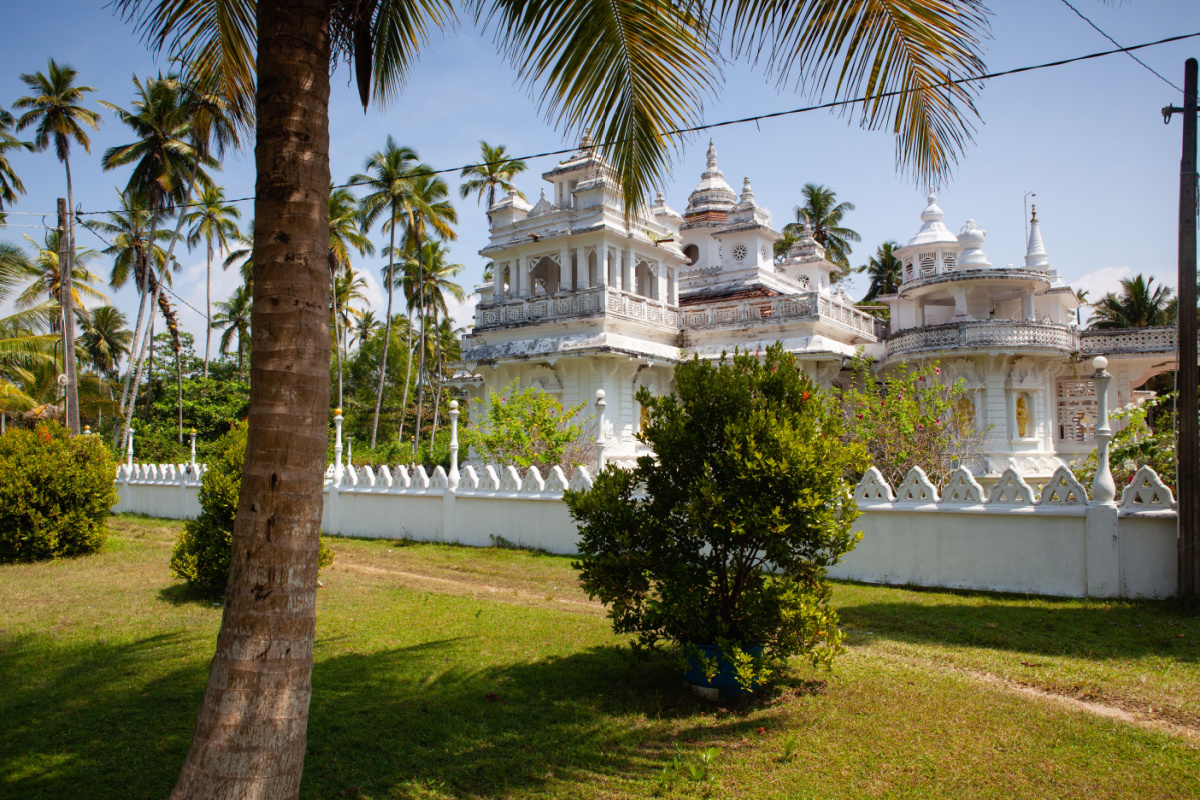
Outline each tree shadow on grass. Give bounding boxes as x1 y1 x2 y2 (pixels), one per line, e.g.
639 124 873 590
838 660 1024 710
0 631 795 800
837 585 1200 663
157 581 222 607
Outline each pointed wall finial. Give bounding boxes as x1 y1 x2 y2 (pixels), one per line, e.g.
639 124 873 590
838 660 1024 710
740 176 754 202
1025 205 1049 269
655 190 665 205
706 139 718 169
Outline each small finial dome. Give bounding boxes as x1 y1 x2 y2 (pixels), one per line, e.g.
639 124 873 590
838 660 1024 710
706 139 718 169
921 192 944 224
957 219 991 269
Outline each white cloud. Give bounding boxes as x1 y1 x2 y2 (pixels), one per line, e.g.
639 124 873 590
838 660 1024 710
445 292 479 331
1071 265 1132 302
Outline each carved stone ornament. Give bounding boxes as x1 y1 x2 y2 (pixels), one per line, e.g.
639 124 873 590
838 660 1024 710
568 466 594 491
854 466 896 502
895 466 939 503
1119 465 1176 510
988 467 1036 504
1038 465 1089 505
941 466 985 504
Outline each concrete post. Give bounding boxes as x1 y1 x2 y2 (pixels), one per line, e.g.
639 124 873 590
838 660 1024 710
1091 357 1116 503
1086 356 1121 596
595 389 607 473
333 407 345 487
449 399 460 490
189 428 197 467
126 426 134 471
576 246 587 290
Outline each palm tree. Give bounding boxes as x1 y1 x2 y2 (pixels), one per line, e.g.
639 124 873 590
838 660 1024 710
408 241 464 452
185 185 242 377
352 309 382 351
102 73 209 448
222 219 254 288
779 183 860 271
1088 275 1176 330
352 138 423 448
76 304 133 422
14 58 103 433
459 141 528 210
15 230 108 314
860 241 903 304
0 109 33 219
328 186 373 409
211 283 252 374
115 2 989 795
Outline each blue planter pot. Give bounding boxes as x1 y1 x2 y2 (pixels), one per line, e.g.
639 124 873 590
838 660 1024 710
682 643 764 699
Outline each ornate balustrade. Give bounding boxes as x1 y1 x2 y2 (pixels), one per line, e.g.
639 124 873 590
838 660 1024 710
474 286 678 332
1079 326 1178 355
886 319 1078 360
680 291 881 341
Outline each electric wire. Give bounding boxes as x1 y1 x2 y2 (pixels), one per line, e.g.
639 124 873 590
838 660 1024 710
1056 0 1183 93
58 29 1200 220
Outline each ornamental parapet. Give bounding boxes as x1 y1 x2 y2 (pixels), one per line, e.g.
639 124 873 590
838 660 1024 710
885 319 1077 361
680 291 881 341
1078 326 1178 355
474 285 679 333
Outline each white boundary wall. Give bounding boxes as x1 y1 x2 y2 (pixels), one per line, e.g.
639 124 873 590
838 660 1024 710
112 461 1178 599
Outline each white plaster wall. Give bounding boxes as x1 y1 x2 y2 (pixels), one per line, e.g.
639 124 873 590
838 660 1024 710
832 506 1089 596
326 489 445 541
452 495 580 554
1117 514 1177 598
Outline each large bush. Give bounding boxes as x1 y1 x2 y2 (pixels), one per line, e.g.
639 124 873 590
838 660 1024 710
171 421 333 596
565 344 868 684
0 422 117 563
465 379 595 474
840 358 987 486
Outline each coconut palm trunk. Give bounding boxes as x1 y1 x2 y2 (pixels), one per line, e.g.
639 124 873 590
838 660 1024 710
204 239 213 378
170 1 330 796
397 306 415 447
411 224 426 460
369 222 396 448
115 211 158 448
331 262 343 409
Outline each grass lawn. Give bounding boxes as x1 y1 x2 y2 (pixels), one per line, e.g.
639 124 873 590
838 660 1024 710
0 515 1196 799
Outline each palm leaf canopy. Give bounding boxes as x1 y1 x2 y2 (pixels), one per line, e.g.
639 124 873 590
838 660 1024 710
115 0 989 215
13 58 103 163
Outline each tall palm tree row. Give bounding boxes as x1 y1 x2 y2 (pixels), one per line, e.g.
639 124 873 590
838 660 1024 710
14 58 103 433
114 1 991 796
184 185 242 377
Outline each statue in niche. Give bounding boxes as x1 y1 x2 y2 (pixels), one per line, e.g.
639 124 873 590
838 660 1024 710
1016 394 1030 438
956 395 975 426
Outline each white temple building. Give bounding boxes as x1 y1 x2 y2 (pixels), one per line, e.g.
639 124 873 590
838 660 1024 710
452 138 1179 477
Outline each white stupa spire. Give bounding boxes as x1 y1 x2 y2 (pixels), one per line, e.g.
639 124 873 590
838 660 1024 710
1025 206 1049 269
683 139 737 222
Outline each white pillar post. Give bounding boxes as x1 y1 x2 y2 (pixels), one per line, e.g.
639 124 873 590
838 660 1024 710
1091 357 1116 502
126 426 135 470
595 389 607 473
622 246 632 292
493 260 505 300
189 428 197 467
333 406 345 487
449 399 460 489
576 246 587 290
558 246 570 293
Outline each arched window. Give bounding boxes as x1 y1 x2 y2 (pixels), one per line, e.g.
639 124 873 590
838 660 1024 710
529 256 561 295
683 243 700 266
635 260 657 299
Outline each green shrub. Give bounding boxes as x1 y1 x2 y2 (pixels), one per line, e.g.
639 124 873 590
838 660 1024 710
171 421 333 596
464 379 595 474
0 422 117 563
565 344 869 686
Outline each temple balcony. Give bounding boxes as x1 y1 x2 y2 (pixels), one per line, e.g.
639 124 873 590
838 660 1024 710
680 291 883 342
885 319 1078 362
1079 326 1179 356
472 284 680 334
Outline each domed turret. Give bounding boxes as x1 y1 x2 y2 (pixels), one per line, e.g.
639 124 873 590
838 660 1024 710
894 192 962 282
957 219 991 270
682 140 737 227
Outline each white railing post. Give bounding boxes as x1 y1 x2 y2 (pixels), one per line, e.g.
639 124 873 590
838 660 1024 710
126 426 134 471
449 399 460 490
333 407 345 487
189 428 197 467
1091 357 1116 503
595 389 606 473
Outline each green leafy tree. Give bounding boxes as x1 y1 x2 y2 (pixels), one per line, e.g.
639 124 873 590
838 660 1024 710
185 185 242 377
459 140 528 208
1088 275 1176 330
859 240 903 305
466 378 594 475
840 358 987 488
566 344 868 686
775 184 860 270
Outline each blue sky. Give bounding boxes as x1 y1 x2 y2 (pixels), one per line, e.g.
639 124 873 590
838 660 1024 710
0 0 1197 338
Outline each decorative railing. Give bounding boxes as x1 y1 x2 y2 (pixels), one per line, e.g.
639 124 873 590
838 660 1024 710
886 320 1077 360
1079 326 1178 355
474 286 678 332
680 291 881 340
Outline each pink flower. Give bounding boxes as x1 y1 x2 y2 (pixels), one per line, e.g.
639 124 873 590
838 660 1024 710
917 423 925 430
857 413 864 419
935 367 941 375
935 420 941 426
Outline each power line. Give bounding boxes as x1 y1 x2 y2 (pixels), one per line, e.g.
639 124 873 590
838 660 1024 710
60 29 1200 220
1056 0 1182 93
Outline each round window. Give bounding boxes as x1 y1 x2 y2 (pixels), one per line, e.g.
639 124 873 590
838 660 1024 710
732 243 748 262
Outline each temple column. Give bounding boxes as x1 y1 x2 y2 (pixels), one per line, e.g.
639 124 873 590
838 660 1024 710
558 246 570 293
575 246 588 289
622 246 633 292
493 260 505 300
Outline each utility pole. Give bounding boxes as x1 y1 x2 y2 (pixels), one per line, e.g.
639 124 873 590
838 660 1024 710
1165 58 1198 601
57 198 80 435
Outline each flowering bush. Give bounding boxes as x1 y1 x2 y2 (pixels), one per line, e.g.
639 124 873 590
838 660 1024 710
1072 392 1183 494
464 379 595 475
840 358 988 487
